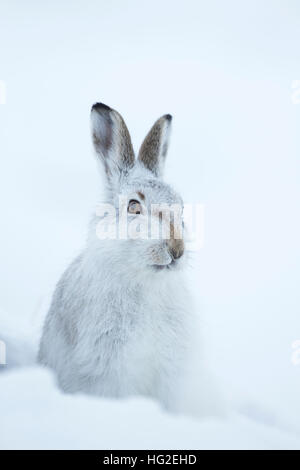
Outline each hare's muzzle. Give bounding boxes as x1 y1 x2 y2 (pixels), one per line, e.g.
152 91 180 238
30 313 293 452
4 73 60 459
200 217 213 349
167 237 184 261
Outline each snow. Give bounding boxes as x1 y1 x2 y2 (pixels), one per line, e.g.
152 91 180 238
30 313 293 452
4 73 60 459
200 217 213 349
0 0 300 449
0 367 299 450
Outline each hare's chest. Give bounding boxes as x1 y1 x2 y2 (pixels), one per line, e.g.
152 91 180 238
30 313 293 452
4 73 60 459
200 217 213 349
79 289 187 396
121 300 186 388
118 312 172 394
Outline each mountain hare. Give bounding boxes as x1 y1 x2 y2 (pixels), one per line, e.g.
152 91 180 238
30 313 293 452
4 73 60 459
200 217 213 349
38 103 195 410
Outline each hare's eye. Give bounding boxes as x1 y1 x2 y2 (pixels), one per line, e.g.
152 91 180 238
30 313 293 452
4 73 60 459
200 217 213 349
128 199 141 214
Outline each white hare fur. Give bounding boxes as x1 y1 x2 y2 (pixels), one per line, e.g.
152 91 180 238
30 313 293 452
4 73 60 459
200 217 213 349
38 103 195 411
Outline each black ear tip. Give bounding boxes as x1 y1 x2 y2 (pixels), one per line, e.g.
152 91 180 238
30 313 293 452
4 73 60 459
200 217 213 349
91 102 111 113
164 114 172 122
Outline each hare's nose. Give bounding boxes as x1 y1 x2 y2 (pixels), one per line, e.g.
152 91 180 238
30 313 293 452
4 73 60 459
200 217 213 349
167 238 184 260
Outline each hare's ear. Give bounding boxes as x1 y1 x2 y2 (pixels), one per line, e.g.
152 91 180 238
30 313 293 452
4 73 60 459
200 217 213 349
91 103 135 181
138 114 172 177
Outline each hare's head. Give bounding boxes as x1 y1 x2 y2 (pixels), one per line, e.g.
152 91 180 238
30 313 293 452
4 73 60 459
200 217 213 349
91 103 185 274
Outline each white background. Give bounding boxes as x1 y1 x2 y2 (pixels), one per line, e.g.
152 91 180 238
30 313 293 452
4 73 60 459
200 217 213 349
0 0 299 449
